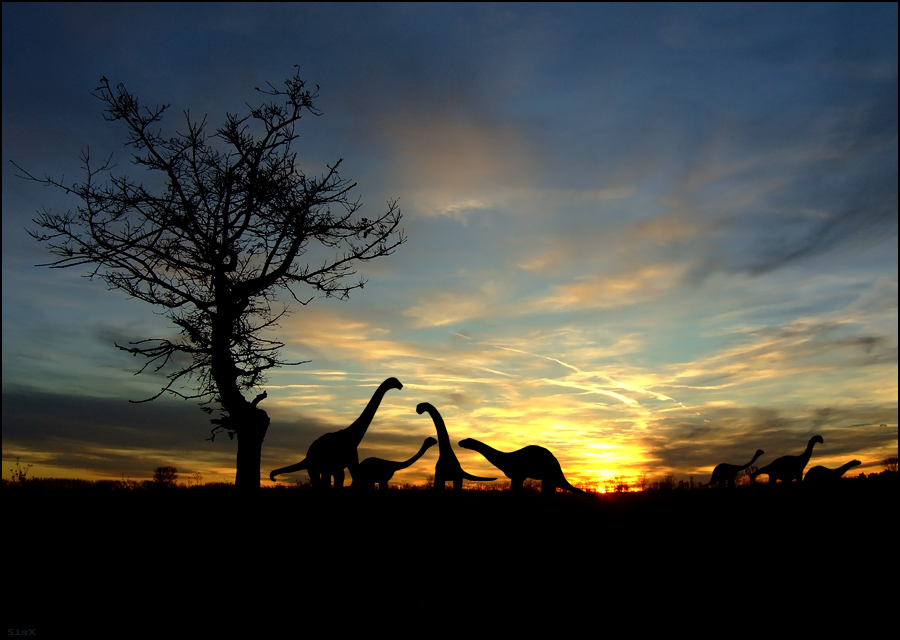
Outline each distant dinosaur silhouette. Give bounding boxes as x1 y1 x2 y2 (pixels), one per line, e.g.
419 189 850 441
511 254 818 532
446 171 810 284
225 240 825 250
804 460 861 484
415 402 495 492
703 449 765 489
269 378 403 488
351 437 438 492
750 435 823 484
458 438 588 495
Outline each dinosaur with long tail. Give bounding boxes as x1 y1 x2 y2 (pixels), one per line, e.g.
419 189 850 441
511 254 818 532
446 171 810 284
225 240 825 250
750 435 823 484
703 449 765 489
270 377 403 489
415 402 495 492
804 460 861 484
459 438 588 495
351 437 437 491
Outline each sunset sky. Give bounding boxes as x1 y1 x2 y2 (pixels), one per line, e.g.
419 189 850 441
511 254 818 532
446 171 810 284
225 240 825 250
2 3 897 488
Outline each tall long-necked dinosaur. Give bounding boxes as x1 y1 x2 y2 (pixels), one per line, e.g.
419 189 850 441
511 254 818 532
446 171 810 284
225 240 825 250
269 377 403 489
804 460 861 484
351 437 438 492
703 449 765 489
458 438 588 496
750 435 823 484
415 402 495 492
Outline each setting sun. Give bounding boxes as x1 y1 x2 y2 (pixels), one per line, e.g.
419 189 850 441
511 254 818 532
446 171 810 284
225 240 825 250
2 6 896 638
2 4 896 491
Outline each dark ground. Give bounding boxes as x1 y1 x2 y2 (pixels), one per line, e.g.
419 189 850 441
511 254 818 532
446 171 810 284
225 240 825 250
4 479 895 637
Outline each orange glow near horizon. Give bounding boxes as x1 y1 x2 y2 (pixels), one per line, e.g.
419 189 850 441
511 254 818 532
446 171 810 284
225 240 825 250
2 3 896 507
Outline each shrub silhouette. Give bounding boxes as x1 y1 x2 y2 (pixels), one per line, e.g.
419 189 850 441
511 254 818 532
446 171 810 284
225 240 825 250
153 466 178 488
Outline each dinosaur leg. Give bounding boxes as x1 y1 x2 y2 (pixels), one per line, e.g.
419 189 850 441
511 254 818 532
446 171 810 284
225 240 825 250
334 468 345 489
453 477 463 492
345 457 358 490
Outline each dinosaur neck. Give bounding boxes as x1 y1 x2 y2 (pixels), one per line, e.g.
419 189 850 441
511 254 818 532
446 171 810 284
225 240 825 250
836 461 858 476
426 407 451 448
800 443 816 465
466 439 505 468
743 451 762 470
346 381 393 446
399 441 432 470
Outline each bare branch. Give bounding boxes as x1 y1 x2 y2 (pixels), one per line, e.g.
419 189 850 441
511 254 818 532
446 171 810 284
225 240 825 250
20 69 405 417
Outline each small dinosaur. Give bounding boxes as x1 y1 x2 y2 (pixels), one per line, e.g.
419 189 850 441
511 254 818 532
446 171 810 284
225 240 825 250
269 377 403 489
458 438 588 495
351 437 438 492
804 460 861 484
750 435 823 484
415 402 495 492
703 449 765 489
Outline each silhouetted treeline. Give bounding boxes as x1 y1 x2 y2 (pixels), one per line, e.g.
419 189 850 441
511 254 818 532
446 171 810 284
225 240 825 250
3 465 895 493
0 477 235 492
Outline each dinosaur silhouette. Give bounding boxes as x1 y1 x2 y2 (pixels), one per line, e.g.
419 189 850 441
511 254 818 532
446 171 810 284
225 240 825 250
804 460 861 484
458 438 588 496
703 449 765 489
750 435 823 484
351 437 438 492
269 377 403 489
415 402 495 492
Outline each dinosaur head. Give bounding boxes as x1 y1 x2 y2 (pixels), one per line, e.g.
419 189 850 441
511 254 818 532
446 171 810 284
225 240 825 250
416 402 433 415
383 377 403 391
458 438 473 450
810 435 824 447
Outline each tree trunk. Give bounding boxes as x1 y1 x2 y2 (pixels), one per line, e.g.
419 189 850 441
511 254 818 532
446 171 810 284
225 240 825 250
234 405 270 490
209 293 272 490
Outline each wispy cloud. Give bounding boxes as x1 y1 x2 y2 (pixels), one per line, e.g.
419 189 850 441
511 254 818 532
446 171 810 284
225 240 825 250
3 3 895 487
525 263 690 312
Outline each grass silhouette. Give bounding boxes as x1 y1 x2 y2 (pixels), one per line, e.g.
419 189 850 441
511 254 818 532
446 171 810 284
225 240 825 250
4 472 894 636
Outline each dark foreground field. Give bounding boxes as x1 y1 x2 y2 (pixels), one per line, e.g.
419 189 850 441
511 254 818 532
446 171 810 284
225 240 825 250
4 479 895 636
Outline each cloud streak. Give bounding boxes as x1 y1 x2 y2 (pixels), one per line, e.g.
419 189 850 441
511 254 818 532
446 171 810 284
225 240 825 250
2 4 896 487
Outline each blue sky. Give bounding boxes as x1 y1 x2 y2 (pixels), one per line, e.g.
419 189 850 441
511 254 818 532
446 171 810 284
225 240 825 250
2 3 897 487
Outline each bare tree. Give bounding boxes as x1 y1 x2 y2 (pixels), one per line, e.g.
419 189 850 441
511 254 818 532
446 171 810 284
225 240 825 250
657 475 677 491
735 465 758 486
636 473 650 492
17 69 405 489
153 466 178 487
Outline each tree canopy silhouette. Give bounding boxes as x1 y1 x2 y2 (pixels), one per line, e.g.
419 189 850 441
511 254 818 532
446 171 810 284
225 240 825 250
18 69 405 489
